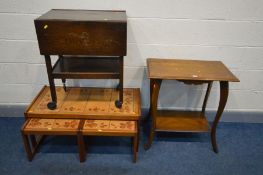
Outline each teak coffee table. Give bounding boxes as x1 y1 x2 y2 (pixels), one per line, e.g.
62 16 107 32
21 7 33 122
22 86 141 162
144 58 239 153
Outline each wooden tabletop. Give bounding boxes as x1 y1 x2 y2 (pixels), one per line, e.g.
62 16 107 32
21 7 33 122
36 9 127 22
25 86 141 120
147 58 239 82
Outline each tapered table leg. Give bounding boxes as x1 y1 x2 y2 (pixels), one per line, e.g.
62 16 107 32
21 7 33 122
62 78 67 92
21 132 33 161
30 135 37 148
77 132 86 162
44 55 57 110
133 134 138 163
136 120 140 152
77 120 86 162
115 56 124 108
211 81 229 153
144 79 162 150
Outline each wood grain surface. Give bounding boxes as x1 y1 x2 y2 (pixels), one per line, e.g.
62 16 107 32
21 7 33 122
35 9 127 56
147 58 240 82
155 110 210 132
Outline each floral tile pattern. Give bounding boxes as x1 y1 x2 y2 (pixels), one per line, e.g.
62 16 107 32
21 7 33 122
31 87 138 116
25 119 135 133
84 88 112 113
109 121 135 131
34 87 68 113
61 88 89 113
84 120 110 130
25 118 80 131
83 120 136 132
109 89 134 114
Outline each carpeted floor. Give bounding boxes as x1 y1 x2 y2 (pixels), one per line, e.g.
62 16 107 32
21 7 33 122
0 117 262 175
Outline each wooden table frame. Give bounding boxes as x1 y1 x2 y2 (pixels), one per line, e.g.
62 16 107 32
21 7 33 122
21 118 139 162
21 118 85 162
80 120 139 163
144 58 239 153
34 9 127 110
44 55 124 109
22 86 141 162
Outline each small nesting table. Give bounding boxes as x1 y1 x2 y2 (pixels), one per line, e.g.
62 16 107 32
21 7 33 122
21 118 84 162
144 58 239 153
21 118 138 162
81 120 138 162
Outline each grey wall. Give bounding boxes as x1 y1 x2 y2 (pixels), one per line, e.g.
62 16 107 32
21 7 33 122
0 1 263 120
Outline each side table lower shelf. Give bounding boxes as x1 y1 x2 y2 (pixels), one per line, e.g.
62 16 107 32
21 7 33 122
156 110 210 132
53 56 120 79
44 55 124 109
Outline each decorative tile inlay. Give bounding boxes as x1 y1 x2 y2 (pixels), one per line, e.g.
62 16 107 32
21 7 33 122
83 120 135 132
34 87 67 113
109 89 134 114
25 118 80 131
85 88 112 114
84 120 110 130
31 87 137 116
109 121 135 131
61 88 89 113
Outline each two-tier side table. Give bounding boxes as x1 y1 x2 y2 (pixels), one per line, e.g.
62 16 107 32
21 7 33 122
34 9 127 110
144 58 239 153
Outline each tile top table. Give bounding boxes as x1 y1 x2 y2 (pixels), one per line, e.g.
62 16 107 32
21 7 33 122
23 86 140 162
145 58 239 153
25 86 141 121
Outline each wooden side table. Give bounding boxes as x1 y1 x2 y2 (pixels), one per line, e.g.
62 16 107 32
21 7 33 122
144 58 239 153
34 9 127 109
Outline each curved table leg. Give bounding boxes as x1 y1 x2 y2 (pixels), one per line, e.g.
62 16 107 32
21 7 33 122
201 81 213 114
143 79 154 124
211 81 229 153
144 79 162 150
